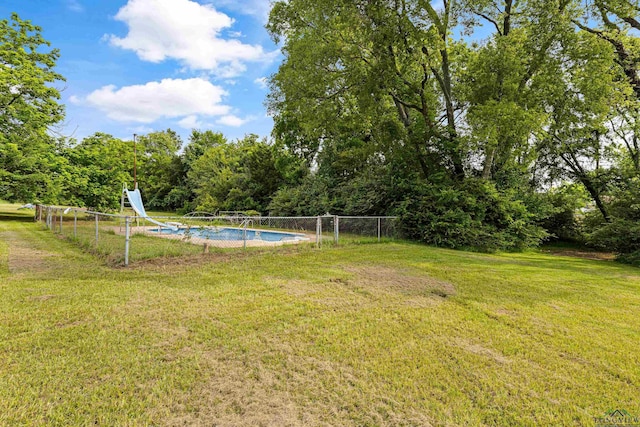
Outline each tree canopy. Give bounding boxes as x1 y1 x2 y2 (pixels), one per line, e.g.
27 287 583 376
0 13 65 202
2 7 640 263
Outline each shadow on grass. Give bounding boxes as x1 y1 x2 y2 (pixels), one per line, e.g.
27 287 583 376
0 212 35 222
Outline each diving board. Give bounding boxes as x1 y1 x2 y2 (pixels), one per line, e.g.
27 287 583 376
124 187 178 231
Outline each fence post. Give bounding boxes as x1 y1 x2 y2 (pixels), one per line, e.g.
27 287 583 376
334 215 339 245
124 216 130 267
243 224 247 250
74 210 77 238
59 209 63 233
95 214 99 245
378 217 381 242
316 216 322 248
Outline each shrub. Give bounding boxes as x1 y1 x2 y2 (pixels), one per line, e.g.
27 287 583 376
586 177 640 264
538 184 588 243
395 179 547 252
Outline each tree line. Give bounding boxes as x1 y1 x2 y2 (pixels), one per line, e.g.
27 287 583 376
1 3 639 263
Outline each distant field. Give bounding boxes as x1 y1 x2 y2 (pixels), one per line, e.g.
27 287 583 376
1 201 639 426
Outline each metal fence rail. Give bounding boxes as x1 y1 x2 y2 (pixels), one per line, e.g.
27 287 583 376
34 205 399 266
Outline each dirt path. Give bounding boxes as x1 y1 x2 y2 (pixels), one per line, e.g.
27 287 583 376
541 248 616 261
3 230 59 274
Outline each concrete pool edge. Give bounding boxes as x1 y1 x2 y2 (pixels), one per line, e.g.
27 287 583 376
111 225 314 248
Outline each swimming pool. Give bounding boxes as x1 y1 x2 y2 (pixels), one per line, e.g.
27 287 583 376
150 226 308 242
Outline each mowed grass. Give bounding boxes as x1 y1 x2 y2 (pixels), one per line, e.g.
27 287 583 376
1 202 639 425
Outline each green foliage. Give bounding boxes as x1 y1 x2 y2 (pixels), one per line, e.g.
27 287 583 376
617 251 640 267
61 133 133 211
190 135 292 214
3 4 639 259
589 219 640 254
0 135 67 203
136 130 184 210
0 13 65 203
267 175 335 216
396 179 547 251
0 14 64 136
538 184 589 243
587 177 640 262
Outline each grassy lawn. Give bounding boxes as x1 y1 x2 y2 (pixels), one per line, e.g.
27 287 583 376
1 201 639 425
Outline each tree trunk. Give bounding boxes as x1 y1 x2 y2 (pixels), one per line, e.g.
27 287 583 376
581 177 610 222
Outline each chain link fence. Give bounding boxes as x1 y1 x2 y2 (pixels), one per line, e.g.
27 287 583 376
35 205 399 266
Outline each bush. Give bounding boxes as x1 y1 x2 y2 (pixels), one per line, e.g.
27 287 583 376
267 176 336 216
617 251 640 267
588 218 640 253
586 177 640 265
395 179 547 252
538 184 588 243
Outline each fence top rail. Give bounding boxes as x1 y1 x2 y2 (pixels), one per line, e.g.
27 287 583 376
334 216 398 219
37 205 398 221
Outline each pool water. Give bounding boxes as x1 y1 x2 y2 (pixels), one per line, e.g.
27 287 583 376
150 226 307 242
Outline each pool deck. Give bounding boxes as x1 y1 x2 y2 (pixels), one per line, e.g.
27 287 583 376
112 225 314 248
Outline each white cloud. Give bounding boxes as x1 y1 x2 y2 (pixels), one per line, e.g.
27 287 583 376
68 95 81 104
66 0 84 12
206 0 272 23
216 115 249 127
254 77 268 89
178 115 204 129
107 0 276 77
83 78 230 123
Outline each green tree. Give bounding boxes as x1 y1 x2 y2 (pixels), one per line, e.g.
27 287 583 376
0 13 65 202
267 0 471 183
62 133 133 211
136 130 183 209
189 135 291 214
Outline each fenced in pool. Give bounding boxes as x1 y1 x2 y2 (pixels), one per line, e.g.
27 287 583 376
34 205 399 266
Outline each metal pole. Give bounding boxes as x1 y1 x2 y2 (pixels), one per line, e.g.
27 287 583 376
316 216 322 248
334 215 339 245
95 214 99 245
133 133 138 190
124 216 130 267
378 217 381 242
59 209 63 233
74 210 77 238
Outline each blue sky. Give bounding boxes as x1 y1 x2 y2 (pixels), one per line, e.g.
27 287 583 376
0 0 279 144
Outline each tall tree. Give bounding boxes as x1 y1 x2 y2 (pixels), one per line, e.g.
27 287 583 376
267 0 471 183
62 133 133 211
464 0 573 184
574 0 640 173
136 129 183 209
0 13 65 202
